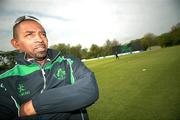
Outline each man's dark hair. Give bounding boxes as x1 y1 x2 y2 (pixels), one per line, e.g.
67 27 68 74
13 16 40 39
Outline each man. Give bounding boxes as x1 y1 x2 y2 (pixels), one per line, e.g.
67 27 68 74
0 16 99 120
115 51 119 59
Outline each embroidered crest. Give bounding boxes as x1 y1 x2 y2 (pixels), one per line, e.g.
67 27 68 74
55 68 66 80
17 83 30 96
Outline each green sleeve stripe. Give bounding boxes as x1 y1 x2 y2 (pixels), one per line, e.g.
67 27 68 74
0 64 40 79
0 57 65 79
66 58 75 84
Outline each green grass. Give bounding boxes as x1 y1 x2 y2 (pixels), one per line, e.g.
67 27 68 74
85 45 180 120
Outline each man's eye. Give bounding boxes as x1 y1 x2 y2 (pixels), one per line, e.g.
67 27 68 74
41 33 46 37
25 33 32 37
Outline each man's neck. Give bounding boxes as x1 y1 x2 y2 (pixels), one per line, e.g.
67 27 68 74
36 59 46 66
26 55 46 66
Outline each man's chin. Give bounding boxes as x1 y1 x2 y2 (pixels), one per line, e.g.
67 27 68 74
34 51 47 61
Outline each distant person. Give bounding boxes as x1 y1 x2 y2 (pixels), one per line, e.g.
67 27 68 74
0 15 99 120
115 51 119 59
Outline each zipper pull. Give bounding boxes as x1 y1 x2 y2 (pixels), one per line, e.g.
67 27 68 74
41 68 45 75
40 68 46 94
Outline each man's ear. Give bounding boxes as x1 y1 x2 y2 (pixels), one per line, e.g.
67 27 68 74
11 39 20 50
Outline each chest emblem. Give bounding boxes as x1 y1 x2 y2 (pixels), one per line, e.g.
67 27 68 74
17 84 30 96
55 68 66 80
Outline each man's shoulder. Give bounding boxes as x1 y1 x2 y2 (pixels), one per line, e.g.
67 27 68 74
63 55 81 64
0 64 16 79
49 49 81 62
0 64 15 74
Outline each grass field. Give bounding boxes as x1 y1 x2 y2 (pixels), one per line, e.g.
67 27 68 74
85 45 180 120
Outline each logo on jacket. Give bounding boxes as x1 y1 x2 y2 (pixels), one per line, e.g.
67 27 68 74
17 84 30 96
55 68 66 80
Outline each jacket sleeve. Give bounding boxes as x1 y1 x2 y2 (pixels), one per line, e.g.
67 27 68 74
32 57 99 114
0 85 18 119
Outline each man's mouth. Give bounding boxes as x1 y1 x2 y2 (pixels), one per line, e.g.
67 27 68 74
34 44 46 51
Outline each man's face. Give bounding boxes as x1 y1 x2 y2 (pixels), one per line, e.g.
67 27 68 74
12 20 48 60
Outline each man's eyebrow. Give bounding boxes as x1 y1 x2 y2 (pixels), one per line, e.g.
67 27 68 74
41 30 46 33
25 30 46 33
25 30 36 33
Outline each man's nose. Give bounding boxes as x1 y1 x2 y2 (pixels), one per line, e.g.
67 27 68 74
35 33 43 42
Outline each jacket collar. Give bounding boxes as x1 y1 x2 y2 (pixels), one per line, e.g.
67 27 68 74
15 49 61 65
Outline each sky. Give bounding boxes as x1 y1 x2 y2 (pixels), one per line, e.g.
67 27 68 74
0 0 180 51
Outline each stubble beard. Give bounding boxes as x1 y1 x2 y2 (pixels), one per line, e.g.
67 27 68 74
34 49 47 61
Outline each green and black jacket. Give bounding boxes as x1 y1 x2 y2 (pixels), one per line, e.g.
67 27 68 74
0 49 99 120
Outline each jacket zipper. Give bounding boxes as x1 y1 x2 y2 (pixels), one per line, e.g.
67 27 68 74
40 68 46 93
80 109 85 120
26 59 47 94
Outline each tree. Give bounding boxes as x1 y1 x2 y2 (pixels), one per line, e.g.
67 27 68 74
103 39 120 56
50 43 70 56
129 39 144 51
171 23 180 45
81 48 89 59
156 33 172 47
89 44 101 58
141 33 156 50
171 22 180 32
0 50 16 73
156 22 180 47
69 44 82 59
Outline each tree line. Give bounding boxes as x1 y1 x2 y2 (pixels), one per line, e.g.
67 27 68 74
50 22 180 59
0 22 180 72
0 51 16 73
